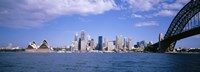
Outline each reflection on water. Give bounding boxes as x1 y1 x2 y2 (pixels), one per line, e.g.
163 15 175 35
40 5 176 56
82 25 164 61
0 52 200 72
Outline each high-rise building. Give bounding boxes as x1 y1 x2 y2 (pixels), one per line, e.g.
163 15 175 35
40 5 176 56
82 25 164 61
74 41 78 51
77 31 86 51
98 36 103 50
103 38 108 50
140 40 146 48
87 34 91 41
123 37 127 51
115 36 119 49
108 41 115 51
128 37 133 50
81 40 86 51
119 35 123 50
74 32 78 41
137 42 140 48
81 31 85 41
86 34 91 51
74 33 79 51
116 35 123 51
90 39 95 50
78 38 81 50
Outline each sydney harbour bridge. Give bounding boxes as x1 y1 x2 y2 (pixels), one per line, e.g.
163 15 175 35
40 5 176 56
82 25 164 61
147 0 200 53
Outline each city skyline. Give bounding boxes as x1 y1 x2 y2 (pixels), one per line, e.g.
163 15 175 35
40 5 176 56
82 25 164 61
0 0 200 48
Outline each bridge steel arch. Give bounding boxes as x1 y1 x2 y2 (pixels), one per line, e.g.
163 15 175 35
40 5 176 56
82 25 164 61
159 0 200 52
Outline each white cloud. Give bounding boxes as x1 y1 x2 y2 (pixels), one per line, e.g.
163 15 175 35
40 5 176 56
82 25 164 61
124 0 162 12
154 10 177 16
162 3 183 10
121 0 189 18
0 0 117 28
131 13 143 18
162 0 189 10
134 21 159 27
176 0 190 4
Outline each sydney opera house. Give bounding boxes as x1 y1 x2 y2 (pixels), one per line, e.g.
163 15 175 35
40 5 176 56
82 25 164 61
26 40 52 52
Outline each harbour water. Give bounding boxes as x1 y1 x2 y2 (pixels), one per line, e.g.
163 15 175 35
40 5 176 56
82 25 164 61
0 52 200 72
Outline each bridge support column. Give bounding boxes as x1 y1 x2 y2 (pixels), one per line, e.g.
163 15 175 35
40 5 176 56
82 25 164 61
158 32 165 52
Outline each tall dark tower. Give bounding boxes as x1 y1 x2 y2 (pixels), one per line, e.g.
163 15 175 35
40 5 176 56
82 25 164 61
98 36 103 50
78 38 81 50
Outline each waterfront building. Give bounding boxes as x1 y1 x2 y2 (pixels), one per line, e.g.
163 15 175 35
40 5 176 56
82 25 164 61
103 38 108 50
78 31 87 51
116 35 123 51
107 41 115 51
7 43 13 49
37 40 52 52
136 42 140 48
74 32 78 41
26 40 52 52
139 40 146 48
78 38 81 50
98 36 103 50
38 40 49 49
74 33 79 51
119 35 123 50
90 39 95 50
27 41 37 49
128 37 133 50
115 36 119 50
73 41 78 51
26 41 37 52
123 37 127 51
86 34 91 51
80 40 86 51
81 31 85 41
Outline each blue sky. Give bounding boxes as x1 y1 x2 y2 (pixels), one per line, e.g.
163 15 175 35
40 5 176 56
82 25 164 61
0 0 199 48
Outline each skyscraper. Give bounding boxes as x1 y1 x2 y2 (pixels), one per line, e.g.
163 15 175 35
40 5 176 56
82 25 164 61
86 34 91 51
103 38 108 50
87 34 91 41
74 32 78 41
80 40 86 51
74 33 78 51
98 36 103 50
90 39 95 50
78 31 86 51
78 38 81 50
119 35 123 50
115 36 119 49
128 37 133 50
140 40 146 48
123 37 127 50
108 41 115 51
116 35 123 51
81 31 85 41
74 41 78 51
